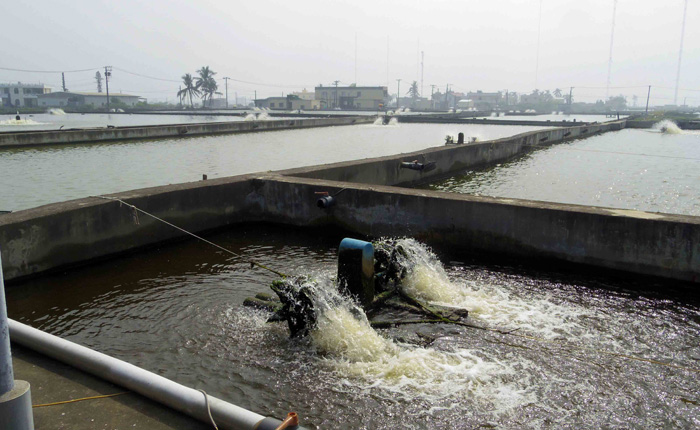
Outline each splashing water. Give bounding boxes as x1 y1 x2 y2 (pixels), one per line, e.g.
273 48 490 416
48 108 66 115
385 238 588 339
0 118 43 126
653 120 683 134
243 112 271 121
305 274 522 403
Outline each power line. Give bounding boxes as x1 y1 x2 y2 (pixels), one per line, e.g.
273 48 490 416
0 66 99 73
112 67 180 83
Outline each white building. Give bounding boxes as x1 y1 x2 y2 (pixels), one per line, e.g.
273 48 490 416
1 82 52 107
36 91 141 108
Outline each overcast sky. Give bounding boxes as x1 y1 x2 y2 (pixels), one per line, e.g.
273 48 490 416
2 0 698 105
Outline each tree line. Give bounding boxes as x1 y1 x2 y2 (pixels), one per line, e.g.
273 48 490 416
177 66 219 108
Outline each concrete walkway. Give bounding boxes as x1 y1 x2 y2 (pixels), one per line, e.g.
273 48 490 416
11 343 211 429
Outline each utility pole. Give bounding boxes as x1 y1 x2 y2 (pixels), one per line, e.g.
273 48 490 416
333 80 340 109
254 90 257 106
61 72 67 92
420 51 424 99
445 84 449 110
505 89 509 106
223 77 231 108
396 79 402 109
104 66 112 111
674 0 688 105
569 87 573 109
645 85 651 115
355 32 358 85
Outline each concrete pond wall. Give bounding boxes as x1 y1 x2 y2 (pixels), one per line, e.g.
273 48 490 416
0 116 373 148
1 117 697 284
280 119 626 187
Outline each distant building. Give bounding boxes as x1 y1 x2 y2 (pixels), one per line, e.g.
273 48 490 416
1 82 52 107
291 89 316 101
36 91 141 108
315 85 388 110
432 91 465 110
466 91 502 110
254 95 319 110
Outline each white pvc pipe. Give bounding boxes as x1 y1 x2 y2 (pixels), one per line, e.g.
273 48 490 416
8 319 267 430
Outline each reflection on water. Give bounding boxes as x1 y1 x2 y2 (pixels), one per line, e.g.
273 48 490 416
6 225 700 428
0 123 545 211
428 128 700 216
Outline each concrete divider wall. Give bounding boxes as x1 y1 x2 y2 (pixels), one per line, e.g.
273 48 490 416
0 176 260 280
280 120 626 187
397 116 595 127
0 117 373 148
250 176 700 283
1 172 697 283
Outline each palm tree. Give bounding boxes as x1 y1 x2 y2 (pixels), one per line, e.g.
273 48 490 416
177 73 199 108
553 88 563 98
406 81 420 106
196 66 218 107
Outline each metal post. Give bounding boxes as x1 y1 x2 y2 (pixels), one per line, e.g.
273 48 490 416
223 77 230 109
0 252 13 396
0 250 35 430
104 66 112 111
333 80 340 109
396 79 401 109
645 85 651 115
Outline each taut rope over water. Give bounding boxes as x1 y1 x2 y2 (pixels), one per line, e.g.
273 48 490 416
91 195 288 278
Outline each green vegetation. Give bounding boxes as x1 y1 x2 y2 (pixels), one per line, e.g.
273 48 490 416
174 66 219 108
177 73 199 108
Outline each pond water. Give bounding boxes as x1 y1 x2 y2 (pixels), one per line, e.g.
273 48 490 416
428 127 700 216
6 225 699 429
0 122 545 212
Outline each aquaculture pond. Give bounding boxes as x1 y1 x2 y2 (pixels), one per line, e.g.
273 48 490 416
428 125 700 217
7 224 699 429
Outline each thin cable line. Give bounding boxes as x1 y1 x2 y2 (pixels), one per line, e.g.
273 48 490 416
112 67 181 83
525 145 700 161
0 66 99 73
91 195 288 277
33 392 129 408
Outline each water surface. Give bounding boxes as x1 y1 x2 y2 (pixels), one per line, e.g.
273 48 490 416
428 128 700 216
6 225 699 429
0 123 544 211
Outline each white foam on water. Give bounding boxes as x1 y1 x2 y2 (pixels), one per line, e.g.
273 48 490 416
0 118 43 126
305 276 529 406
48 108 66 115
388 238 589 339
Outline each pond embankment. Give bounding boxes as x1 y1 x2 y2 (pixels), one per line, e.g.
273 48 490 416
0 116 373 148
3 118 696 285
